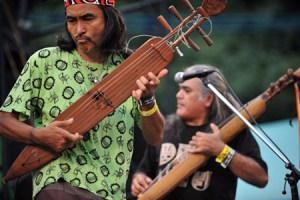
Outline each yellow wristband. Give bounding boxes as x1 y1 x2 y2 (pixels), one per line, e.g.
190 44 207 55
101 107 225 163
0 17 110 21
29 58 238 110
215 145 230 163
139 102 158 117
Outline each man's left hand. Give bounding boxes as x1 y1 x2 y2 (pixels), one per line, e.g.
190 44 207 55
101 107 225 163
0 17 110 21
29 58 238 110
132 69 168 100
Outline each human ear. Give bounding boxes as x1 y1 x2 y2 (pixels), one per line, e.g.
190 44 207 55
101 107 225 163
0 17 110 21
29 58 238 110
204 94 214 107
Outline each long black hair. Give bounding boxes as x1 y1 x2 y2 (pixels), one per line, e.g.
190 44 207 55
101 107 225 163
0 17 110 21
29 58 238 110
57 5 131 61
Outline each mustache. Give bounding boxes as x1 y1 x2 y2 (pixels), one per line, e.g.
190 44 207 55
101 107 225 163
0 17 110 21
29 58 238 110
74 35 92 42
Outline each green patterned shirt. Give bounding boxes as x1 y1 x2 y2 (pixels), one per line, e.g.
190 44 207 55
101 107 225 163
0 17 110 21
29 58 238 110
1 47 140 200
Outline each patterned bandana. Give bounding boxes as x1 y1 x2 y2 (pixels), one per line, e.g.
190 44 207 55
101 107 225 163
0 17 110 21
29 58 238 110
64 0 115 8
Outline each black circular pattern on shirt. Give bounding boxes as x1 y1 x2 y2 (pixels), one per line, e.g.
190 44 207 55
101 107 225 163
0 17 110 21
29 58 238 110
76 155 87 165
59 163 71 173
23 79 32 92
101 73 109 81
108 110 115 116
70 178 81 187
49 106 61 118
2 95 13 107
62 86 75 100
44 77 55 90
89 149 100 160
127 139 133 152
101 136 112 149
116 121 126 134
33 78 42 89
25 99 32 111
74 71 84 84
20 62 29 76
25 98 43 116
92 124 99 132
83 132 91 141
96 189 108 198
35 172 43 185
31 97 45 110
55 60 68 71
38 49 51 58
129 126 134 136
111 54 122 66
115 152 125 165
86 172 97 183
111 183 120 194
44 176 56 186
130 107 135 119
100 165 110 177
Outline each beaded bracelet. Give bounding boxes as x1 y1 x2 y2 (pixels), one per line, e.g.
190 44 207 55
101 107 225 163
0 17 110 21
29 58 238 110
139 102 158 117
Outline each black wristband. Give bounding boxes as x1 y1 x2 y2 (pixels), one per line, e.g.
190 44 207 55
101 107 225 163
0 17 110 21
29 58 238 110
139 95 155 107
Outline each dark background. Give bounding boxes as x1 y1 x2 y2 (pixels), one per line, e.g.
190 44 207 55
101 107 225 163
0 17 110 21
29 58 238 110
0 0 299 199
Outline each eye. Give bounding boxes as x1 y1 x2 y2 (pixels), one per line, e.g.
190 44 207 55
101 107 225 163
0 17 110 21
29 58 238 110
184 88 192 93
82 14 95 21
66 17 76 23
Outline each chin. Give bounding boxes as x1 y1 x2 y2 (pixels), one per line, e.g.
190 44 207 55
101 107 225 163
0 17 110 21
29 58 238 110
176 111 186 118
80 46 91 53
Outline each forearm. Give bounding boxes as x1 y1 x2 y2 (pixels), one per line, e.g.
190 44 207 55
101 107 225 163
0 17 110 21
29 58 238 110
141 109 165 145
228 152 268 187
0 111 34 144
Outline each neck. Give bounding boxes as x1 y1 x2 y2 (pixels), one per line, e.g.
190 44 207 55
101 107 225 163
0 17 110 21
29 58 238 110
185 120 206 126
77 47 104 64
184 116 207 126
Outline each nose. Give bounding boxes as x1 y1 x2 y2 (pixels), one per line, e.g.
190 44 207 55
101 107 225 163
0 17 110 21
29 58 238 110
76 21 86 35
176 90 183 99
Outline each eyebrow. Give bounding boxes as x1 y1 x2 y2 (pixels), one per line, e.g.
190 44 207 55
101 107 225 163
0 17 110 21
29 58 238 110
179 85 192 91
66 13 96 19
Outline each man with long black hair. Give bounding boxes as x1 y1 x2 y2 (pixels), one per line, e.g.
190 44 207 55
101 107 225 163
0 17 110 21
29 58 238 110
0 1 167 199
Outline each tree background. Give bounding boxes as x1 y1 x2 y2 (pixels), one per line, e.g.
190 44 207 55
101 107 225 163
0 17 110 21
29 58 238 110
0 0 299 199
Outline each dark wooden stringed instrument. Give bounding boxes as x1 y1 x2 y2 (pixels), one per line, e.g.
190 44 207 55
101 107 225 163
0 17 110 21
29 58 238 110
3 0 227 182
137 67 300 200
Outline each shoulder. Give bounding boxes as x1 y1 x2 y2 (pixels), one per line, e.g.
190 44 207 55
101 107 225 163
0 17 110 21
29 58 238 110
165 114 184 130
108 53 125 66
29 47 70 61
165 114 181 125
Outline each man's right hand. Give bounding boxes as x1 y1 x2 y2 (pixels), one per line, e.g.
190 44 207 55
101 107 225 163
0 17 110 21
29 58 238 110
31 118 83 153
131 172 153 197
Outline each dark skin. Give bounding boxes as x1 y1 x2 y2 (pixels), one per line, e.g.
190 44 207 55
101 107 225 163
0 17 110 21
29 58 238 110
0 4 167 153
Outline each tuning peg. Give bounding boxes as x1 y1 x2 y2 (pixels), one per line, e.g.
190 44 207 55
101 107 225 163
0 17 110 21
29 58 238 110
157 15 185 56
180 0 214 46
157 15 173 32
181 0 194 11
168 5 200 51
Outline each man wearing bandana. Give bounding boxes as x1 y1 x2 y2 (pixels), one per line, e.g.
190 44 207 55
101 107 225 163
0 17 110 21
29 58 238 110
0 1 167 199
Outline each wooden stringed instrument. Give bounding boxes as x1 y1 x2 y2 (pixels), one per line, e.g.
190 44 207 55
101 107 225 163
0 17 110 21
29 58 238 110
137 67 300 200
3 0 227 182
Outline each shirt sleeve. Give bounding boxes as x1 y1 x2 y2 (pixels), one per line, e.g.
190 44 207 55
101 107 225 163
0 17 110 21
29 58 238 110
1 51 43 122
135 145 160 179
230 130 268 172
